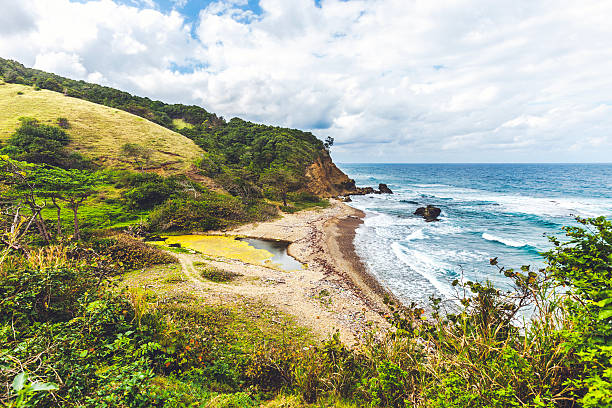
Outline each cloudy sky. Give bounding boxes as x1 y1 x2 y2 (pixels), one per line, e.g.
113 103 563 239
1 0 611 163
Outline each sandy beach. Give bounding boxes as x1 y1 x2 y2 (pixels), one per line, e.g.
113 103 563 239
173 199 394 346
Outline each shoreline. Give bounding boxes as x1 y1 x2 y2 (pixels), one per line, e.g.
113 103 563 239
320 204 401 314
212 199 393 345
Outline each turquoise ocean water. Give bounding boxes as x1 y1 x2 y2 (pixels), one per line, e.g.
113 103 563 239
337 163 612 305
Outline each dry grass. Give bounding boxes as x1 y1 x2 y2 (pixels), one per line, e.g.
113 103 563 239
172 118 194 130
0 83 204 173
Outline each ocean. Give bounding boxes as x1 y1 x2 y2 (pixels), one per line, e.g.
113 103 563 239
337 163 612 306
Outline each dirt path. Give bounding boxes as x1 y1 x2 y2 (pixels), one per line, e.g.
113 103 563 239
177 254 199 283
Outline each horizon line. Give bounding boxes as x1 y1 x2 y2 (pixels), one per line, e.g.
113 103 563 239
336 162 612 165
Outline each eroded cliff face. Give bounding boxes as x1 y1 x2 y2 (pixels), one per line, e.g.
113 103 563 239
305 151 358 197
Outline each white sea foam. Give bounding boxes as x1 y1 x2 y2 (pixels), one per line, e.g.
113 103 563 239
409 182 612 218
482 232 528 248
363 212 422 228
391 242 454 298
429 222 463 235
405 229 425 241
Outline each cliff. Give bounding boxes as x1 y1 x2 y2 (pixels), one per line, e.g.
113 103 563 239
305 151 359 197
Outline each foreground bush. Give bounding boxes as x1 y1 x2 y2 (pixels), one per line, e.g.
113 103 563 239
1 217 610 407
90 232 177 270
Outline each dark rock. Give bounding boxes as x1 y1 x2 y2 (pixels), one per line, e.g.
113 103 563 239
361 187 375 195
338 179 357 191
168 243 182 248
414 205 441 222
342 196 352 202
378 183 393 194
349 186 376 196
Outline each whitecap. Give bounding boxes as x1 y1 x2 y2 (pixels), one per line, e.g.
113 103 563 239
482 232 528 248
405 229 425 241
391 242 454 298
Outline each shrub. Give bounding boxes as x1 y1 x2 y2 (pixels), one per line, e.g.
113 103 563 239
147 195 248 232
56 117 70 129
123 179 177 210
0 270 172 407
287 191 320 203
91 233 177 270
41 78 62 92
3 117 91 169
197 264 241 282
0 266 104 325
544 216 612 407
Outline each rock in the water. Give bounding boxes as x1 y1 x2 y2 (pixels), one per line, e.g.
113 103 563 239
414 205 441 222
342 196 352 202
351 186 376 195
378 183 393 194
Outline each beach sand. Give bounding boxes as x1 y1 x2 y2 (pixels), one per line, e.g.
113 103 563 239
174 199 394 346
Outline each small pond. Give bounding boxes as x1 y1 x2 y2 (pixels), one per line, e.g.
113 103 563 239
160 235 303 271
238 238 304 271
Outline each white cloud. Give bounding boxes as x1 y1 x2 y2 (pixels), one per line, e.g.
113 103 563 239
34 51 87 78
1 0 611 162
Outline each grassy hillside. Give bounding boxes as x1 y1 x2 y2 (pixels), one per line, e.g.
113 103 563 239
0 82 203 173
0 58 354 200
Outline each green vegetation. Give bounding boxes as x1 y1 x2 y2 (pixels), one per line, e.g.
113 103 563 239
2 185 611 407
0 58 334 209
2 56 609 407
2 117 91 169
195 263 242 282
0 82 203 173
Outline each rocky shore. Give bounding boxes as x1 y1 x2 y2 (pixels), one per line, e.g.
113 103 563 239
208 199 395 346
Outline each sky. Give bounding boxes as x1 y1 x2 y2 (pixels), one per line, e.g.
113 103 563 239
1 0 611 163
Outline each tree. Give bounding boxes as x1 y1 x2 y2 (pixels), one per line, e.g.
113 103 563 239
120 143 153 171
2 118 90 169
29 166 73 238
1 158 103 242
260 167 299 207
41 77 62 92
0 156 51 245
323 136 334 150
53 169 103 241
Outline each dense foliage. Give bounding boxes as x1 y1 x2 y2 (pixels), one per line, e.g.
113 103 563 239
0 58 327 194
1 118 91 169
0 58 214 128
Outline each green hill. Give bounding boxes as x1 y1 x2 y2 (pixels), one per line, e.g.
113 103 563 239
0 82 203 173
0 57 357 198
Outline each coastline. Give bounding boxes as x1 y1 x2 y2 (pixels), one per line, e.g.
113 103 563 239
321 204 401 314
205 199 393 346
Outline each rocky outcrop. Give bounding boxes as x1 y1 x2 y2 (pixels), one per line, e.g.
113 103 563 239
351 187 376 195
305 151 361 197
304 151 393 198
414 205 441 222
378 183 393 194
